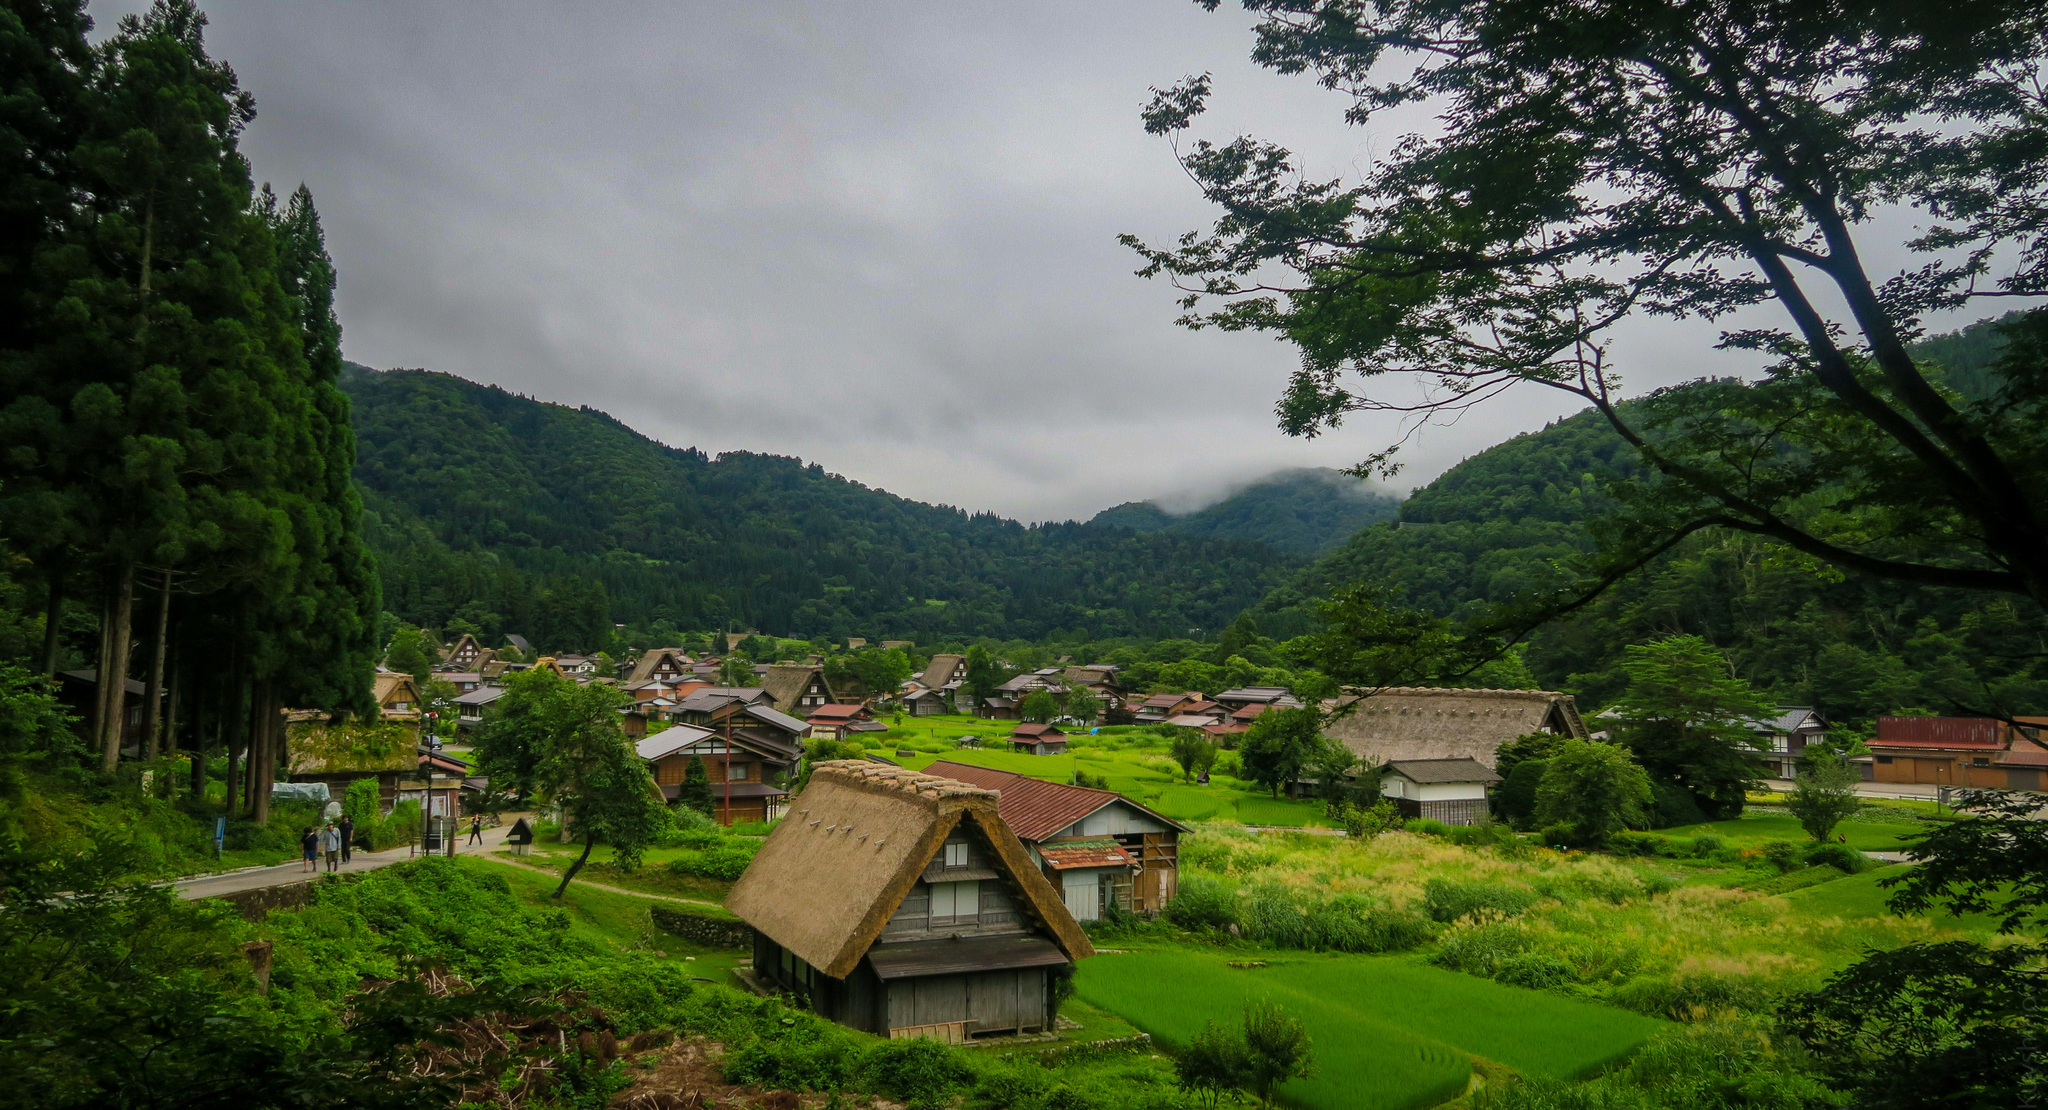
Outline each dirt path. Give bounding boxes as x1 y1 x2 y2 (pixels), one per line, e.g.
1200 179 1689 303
469 850 728 909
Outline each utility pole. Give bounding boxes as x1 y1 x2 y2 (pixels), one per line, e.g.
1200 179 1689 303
722 709 733 827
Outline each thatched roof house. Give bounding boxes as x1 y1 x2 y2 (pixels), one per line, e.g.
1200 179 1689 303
727 761 1091 1042
627 647 694 685
1325 687 1587 769
760 664 840 717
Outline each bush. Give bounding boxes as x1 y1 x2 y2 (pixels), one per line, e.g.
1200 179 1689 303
1762 840 1803 873
1240 882 1310 948
1607 831 1663 857
1404 817 1451 837
1444 821 1524 853
1690 834 1723 857
1609 969 1791 1020
1494 953 1578 990
668 842 758 882
343 778 380 831
861 1037 976 1110
1164 875 1239 930
1648 776 1709 828
1424 878 1538 923
1430 914 1531 976
1803 842 1869 874
1490 758 1548 829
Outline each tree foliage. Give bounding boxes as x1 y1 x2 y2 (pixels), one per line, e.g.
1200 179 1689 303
1608 635 1775 819
1787 750 1862 842
1238 706 1323 797
1535 740 1651 847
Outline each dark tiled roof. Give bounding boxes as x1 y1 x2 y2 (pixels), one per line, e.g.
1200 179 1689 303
1384 757 1502 785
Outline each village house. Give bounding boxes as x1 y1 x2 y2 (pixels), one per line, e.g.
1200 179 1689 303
1134 692 1207 724
441 633 490 670
1379 758 1502 825
806 702 887 742
1324 686 1589 768
285 672 426 808
55 669 158 757
707 700 811 762
904 687 953 716
1862 715 2048 791
975 695 1018 720
726 762 1091 1043
453 684 507 735
675 687 777 727
553 654 599 677
761 664 842 717
920 653 968 694
503 633 533 656
1061 665 1126 714
627 647 695 685
637 724 795 823
1214 686 1302 712
994 668 1066 703
1750 707 1829 780
442 671 485 694
924 760 1186 919
1009 722 1068 756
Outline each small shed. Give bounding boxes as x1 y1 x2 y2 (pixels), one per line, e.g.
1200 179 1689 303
1380 757 1502 826
1009 723 1068 756
726 762 1091 1043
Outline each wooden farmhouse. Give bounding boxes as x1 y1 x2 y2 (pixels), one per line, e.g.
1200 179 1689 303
637 724 795 822
726 762 1092 1043
806 702 886 741
1862 715 2048 791
626 647 695 685
1750 707 1829 781
1009 722 1068 755
442 633 489 670
925 760 1185 919
1324 686 1588 768
284 672 425 808
1379 758 1502 826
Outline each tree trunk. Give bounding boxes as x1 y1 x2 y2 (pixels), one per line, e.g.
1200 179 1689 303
251 680 274 825
224 674 246 816
98 564 134 773
40 575 62 677
187 675 206 799
164 661 181 758
244 679 263 819
141 570 172 760
553 833 597 899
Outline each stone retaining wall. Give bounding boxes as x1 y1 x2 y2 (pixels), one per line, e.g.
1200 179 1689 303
216 879 317 921
650 904 750 949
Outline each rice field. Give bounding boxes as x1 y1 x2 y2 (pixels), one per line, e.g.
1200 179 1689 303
1075 949 1664 1110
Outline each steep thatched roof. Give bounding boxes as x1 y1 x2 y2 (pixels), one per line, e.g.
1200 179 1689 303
759 664 833 714
1325 687 1587 769
726 761 1092 979
920 653 964 690
627 647 693 685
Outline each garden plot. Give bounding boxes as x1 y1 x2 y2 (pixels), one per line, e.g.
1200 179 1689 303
1075 949 1662 1110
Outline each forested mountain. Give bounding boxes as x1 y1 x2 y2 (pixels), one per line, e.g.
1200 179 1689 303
345 366 1297 648
1089 468 1401 555
1248 317 2048 725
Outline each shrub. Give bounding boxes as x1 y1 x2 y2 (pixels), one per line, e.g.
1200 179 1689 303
668 843 758 881
1490 758 1549 829
1762 840 1803 873
1648 776 1710 828
1404 817 1451 837
861 1037 976 1110
1690 834 1723 857
343 778 380 830
1607 831 1662 857
1444 821 1523 853
1430 913 1531 976
1608 969 1788 1020
1164 875 1239 930
1494 953 1578 990
1304 895 1431 953
1240 882 1310 948
1802 842 1869 874
1424 878 1538 923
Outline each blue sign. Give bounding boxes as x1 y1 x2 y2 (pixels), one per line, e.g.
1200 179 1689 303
213 816 226 857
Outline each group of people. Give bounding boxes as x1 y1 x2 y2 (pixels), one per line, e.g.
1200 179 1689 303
299 815 355 874
298 813 489 873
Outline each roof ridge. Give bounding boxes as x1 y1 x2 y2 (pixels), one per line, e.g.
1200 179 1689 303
811 759 999 802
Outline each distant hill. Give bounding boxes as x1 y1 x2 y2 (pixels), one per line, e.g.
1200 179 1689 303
342 365 1298 649
1089 468 1401 555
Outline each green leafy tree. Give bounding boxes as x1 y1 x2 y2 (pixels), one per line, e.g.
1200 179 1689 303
1491 759 1549 831
1535 740 1652 848
1608 636 1775 819
1060 683 1099 727
963 644 1005 704
826 648 913 701
381 627 433 687
495 670 664 898
1017 689 1060 725
677 755 715 816
716 654 754 687
1130 1 2048 627
1787 750 1862 843
1239 705 1322 797
1240 999 1314 1108
1169 729 1217 783
1305 736 1359 805
1175 1019 1251 1110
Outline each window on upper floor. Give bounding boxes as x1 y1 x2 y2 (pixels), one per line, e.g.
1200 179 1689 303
944 841 968 868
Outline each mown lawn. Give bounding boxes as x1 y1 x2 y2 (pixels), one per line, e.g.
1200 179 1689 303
1076 949 1663 1110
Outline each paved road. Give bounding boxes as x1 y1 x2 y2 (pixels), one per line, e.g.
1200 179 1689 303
172 825 509 901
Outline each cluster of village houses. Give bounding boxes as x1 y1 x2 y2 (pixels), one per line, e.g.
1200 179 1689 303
127 630 2029 1047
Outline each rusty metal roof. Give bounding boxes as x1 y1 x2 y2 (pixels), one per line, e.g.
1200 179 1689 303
923 760 1186 841
1037 838 1135 871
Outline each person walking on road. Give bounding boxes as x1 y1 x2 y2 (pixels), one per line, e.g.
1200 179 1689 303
468 815 483 845
338 814 355 864
321 822 342 873
299 827 318 874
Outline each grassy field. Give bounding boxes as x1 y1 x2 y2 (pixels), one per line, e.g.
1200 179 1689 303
871 717 1335 827
1656 810 1926 853
1076 949 1663 1110
460 856 751 980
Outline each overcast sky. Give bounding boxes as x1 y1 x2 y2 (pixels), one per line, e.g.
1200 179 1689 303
93 1 2019 522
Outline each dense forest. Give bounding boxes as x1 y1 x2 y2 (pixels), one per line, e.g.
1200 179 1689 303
345 366 1298 648
1089 468 1401 555
1250 314 2048 727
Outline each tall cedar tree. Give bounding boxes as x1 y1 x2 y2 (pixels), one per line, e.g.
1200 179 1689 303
1132 1 2048 667
1607 636 1775 819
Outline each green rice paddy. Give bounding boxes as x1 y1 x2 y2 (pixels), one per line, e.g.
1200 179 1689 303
1075 949 1665 1110
1656 811 1925 853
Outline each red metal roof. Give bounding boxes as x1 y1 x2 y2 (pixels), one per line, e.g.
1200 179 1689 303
806 703 870 722
2001 738 2048 767
924 760 1123 841
1873 715 2005 750
1011 723 1065 739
